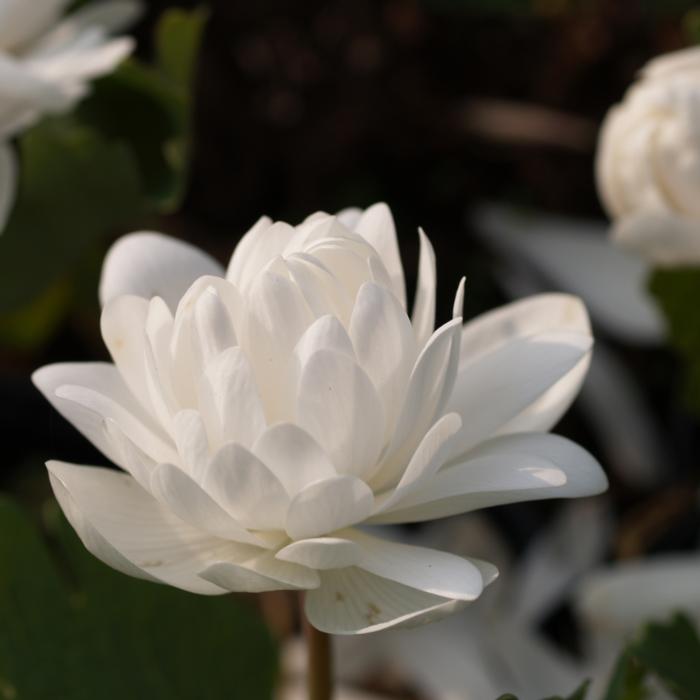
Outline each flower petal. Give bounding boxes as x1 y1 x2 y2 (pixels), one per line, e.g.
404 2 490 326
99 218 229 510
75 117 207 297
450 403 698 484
32 362 176 465
47 460 233 595
285 475 374 541
411 228 436 347
371 433 607 524
202 442 289 531
276 537 364 570
149 463 266 546
198 347 266 450
447 330 593 458
352 203 406 309
349 282 416 432
252 423 336 496
99 232 223 309
305 567 461 635
297 349 385 478
343 530 486 601
199 551 319 593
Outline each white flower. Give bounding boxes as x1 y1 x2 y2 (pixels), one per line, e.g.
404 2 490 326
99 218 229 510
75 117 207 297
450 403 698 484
597 46 700 265
34 203 607 634
0 0 140 231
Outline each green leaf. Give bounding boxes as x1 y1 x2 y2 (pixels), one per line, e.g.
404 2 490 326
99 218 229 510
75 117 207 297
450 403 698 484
0 495 278 699
156 7 209 90
0 119 144 315
629 614 700 700
649 268 700 417
603 651 649 700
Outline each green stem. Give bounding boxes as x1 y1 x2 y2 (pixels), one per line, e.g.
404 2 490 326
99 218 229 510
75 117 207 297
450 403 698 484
301 594 333 700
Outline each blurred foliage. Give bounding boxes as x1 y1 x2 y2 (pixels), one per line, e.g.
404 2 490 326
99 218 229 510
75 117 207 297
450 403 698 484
0 7 207 351
649 269 700 417
0 495 277 699
497 614 700 700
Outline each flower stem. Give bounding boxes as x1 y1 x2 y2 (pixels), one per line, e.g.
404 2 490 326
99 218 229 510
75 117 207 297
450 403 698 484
301 594 333 700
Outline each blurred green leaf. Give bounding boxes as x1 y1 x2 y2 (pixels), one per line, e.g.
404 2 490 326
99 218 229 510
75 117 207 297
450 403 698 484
629 614 700 700
0 495 277 699
603 651 649 700
77 7 208 211
649 268 700 416
156 7 209 90
0 119 144 316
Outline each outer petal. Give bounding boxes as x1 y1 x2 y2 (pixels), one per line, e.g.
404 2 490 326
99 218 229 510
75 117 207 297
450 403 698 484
458 293 594 435
447 330 592 459
199 551 319 593
612 210 700 267
371 433 607 524
47 461 232 595
99 232 224 309
0 141 17 232
305 567 468 635
0 0 70 51
225 217 286 289
32 362 176 466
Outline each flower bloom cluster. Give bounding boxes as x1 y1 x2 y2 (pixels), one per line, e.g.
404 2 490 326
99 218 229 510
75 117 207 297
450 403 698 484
0 0 139 229
597 46 700 265
34 204 607 634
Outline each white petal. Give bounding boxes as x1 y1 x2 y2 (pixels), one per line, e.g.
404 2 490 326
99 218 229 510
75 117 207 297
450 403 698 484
47 460 233 595
295 314 354 368
246 269 314 423
343 530 486 601
371 433 608 524
192 286 237 371
100 295 151 411
103 419 155 489
447 330 593 458
149 463 265 546
227 219 291 289
202 442 289 531
297 349 385 477
458 293 594 435
475 205 665 343
285 475 374 540
374 412 462 512
33 362 176 465
305 567 460 635
353 203 406 308
276 537 364 570
613 210 700 267
374 318 461 490
0 141 17 232
199 551 319 593
198 347 266 450
252 423 336 496
62 1 141 35
336 206 363 229
171 409 210 481
99 232 224 309
0 0 70 51
349 282 417 432
411 228 437 347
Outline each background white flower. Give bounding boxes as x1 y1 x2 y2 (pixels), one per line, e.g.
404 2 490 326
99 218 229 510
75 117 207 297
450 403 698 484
34 203 607 634
0 0 140 231
596 46 700 265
